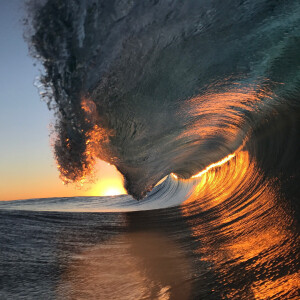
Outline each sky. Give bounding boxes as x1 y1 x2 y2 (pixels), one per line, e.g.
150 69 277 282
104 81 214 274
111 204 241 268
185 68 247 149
0 1 126 201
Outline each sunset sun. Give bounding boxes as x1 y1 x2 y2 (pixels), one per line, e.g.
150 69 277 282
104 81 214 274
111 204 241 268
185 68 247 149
88 161 127 197
91 179 126 197
103 187 125 196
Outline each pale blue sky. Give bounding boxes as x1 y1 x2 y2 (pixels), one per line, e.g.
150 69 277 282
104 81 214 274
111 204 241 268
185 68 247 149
0 0 57 199
0 1 125 200
0 1 51 154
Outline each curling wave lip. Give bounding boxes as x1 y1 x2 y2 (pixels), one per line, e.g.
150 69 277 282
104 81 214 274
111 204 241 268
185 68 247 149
27 0 300 200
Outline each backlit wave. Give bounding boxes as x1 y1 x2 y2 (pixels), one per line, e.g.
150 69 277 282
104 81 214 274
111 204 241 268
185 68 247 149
2 2 299 299
180 150 300 299
0 150 246 212
26 0 300 199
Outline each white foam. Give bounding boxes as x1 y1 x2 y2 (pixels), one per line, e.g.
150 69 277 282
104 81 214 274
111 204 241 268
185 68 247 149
0 176 199 213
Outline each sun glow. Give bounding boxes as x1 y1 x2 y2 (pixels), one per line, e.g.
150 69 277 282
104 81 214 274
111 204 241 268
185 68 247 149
87 161 127 197
89 174 127 196
89 178 127 197
103 188 123 196
102 183 126 196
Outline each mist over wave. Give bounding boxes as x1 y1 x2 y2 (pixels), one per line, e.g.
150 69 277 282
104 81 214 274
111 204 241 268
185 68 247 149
26 0 300 199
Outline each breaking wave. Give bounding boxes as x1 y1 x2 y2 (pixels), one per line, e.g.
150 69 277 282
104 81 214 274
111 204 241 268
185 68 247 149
1 3 299 298
25 0 300 200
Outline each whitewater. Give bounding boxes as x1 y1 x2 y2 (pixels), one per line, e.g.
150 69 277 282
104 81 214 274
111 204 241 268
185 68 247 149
1 0 299 299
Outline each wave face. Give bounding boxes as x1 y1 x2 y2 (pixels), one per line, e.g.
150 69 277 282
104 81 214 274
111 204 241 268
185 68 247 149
27 0 300 198
9 5 299 297
1 116 299 298
0 175 198 212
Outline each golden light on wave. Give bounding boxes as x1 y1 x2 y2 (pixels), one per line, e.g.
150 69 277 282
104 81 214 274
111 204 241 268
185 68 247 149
180 150 300 299
191 153 236 178
171 152 236 180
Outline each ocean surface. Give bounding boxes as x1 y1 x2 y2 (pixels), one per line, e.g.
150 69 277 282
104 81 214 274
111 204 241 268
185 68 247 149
1 128 299 299
1 0 300 299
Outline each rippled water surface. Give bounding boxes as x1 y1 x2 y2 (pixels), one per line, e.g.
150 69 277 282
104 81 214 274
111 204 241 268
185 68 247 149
1 0 299 299
1 142 299 299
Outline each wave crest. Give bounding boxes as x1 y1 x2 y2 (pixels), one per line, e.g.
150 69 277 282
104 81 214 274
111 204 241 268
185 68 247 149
26 0 300 198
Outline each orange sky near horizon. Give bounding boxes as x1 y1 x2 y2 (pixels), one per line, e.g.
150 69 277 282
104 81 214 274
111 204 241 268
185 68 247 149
0 159 126 201
0 3 127 202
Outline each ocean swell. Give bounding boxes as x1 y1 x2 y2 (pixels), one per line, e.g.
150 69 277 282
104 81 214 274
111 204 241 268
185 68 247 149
26 0 300 199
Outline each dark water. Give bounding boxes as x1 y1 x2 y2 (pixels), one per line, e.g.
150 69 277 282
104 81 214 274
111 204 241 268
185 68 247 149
1 0 299 299
1 113 299 299
26 0 300 198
